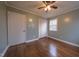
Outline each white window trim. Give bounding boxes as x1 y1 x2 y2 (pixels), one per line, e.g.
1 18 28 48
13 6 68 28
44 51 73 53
49 18 57 31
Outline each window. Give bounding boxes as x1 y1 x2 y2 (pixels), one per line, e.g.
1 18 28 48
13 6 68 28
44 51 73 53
49 19 57 31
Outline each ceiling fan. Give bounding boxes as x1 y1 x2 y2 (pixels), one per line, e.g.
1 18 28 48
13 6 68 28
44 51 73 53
38 1 58 12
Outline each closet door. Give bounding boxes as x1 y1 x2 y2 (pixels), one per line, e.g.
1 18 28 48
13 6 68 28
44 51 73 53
8 11 26 46
39 19 48 38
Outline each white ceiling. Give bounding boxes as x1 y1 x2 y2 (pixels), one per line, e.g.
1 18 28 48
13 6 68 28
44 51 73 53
7 1 79 19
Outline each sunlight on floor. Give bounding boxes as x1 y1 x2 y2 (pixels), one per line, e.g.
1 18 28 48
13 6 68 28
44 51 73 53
49 44 57 57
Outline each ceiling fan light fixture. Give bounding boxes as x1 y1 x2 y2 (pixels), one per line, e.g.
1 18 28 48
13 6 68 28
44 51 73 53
44 5 51 12
44 7 47 11
38 1 57 12
47 5 51 11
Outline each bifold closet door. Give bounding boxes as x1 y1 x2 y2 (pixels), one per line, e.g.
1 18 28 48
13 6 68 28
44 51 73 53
8 11 26 46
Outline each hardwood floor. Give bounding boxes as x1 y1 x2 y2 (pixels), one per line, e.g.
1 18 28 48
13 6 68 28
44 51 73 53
4 37 79 57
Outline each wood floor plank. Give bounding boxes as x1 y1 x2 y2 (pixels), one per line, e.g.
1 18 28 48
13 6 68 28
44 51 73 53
4 37 79 57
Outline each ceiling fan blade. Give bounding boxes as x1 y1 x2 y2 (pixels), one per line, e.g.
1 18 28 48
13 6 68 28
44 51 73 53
46 1 56 4
38 6 45 9
42 1 47 6
43 1 56 6
51 5 58 9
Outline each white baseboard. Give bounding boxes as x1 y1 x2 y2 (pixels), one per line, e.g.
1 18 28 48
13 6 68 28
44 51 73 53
25 36 48 43
1 45 10 57
0 42 26 57
1 38 40 57
48 36 79 47
25 37 40 43
9 42 25 47
0 37 41 57
1 36 79 57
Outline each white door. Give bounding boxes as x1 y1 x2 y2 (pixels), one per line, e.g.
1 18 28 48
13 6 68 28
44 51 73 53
39 19 48 38
8 11 26 46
